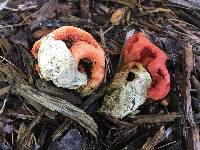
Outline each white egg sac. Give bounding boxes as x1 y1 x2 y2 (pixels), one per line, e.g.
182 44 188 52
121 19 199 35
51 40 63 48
37 35 87 89
99 64 152 118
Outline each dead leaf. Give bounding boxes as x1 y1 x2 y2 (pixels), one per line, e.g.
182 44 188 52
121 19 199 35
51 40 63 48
110 8 126 25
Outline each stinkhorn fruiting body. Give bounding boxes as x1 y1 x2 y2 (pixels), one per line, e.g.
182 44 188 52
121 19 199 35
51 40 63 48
99 63 152 119
124 32 170 100
32 26 105 96
70 41 105 95
32 26 101 58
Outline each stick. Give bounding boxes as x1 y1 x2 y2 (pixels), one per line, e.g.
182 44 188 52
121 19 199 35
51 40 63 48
128 112 181 124
142 126 165 150
183 43 200 150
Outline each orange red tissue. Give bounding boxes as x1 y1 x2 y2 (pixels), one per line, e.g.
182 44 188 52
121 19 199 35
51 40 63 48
124 32 170 100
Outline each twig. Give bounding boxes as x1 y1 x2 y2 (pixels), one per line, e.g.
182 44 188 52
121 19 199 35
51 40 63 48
0 98 8 114
167 19 200 43
0 23 28 29
157 141 177 149
141 126 165 150
111 125 138 149
163 29 200 44
51 118 72 141
167 18 197 28
0 56 28 79
182 43 200 150
18 107 47 149
128 112 181 124
175 9 200 28
4 109 36 120
106 116 135 128
100 28 114 78
141 7 171 16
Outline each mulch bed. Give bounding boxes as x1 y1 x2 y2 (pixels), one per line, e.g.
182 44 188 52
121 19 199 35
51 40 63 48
0 0 200 149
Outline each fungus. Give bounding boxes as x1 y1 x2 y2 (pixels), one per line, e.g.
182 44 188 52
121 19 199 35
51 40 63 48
32 26 105 95
124 32 170 100
99 63 152 118
37 35 87 89
32 26 101 58
70 41 105 95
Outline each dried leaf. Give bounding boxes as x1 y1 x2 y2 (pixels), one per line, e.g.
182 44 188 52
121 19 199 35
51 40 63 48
15 83 97 137
110 8 126 25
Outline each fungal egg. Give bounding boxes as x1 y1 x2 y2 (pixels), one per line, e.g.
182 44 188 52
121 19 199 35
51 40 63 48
99 63 152 118
38 35 87 89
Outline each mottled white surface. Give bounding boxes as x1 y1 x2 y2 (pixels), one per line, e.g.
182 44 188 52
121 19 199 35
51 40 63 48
38 35 87 89
99 64 152 118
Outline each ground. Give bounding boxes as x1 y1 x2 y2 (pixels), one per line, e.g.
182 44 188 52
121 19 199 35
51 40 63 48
0 0 199 149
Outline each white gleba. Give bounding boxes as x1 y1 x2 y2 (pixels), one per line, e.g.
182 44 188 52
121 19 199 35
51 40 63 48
99 64 152 118
37 35 87 89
